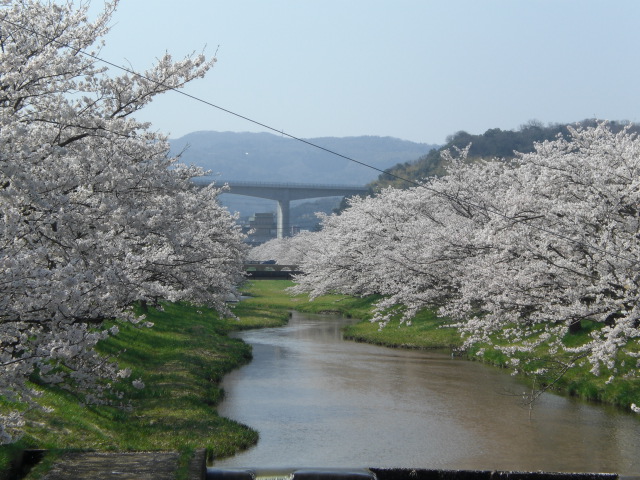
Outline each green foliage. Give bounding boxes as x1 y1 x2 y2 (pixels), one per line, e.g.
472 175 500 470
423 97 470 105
235 280 380 320
0 302 261 475
0 440 29 480
465 320 640 408
4 280 637 478
342 309 461 350
370 119 640 191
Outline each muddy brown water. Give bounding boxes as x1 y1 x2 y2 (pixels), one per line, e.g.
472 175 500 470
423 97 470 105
214 312 639 474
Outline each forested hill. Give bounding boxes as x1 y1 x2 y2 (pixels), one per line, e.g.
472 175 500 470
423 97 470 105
169 131 438 185
372 119 640 189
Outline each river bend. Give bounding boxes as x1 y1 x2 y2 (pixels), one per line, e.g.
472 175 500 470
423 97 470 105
215 312 639 474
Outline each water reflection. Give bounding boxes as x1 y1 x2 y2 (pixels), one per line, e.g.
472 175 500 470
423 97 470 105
215 312 639 474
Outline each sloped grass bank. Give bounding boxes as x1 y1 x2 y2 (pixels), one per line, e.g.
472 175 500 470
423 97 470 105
1 301 285 479
240 280 639 412
341 309 462 350
234 279 378 320
238 280 461 350
464 321 640 410
2 280 638 478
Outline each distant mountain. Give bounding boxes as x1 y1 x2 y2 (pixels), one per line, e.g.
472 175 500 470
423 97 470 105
169 131 437 228
169 131 438 185
372 119 640 190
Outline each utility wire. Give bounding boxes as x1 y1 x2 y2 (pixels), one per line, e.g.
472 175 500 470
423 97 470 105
0 15 414 186
1 15 636 264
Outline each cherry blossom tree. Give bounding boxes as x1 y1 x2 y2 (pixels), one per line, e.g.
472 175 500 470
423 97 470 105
290 170 482 322
445 125 640 381
293 124 640 410
0 0 245 442
248 231 317 266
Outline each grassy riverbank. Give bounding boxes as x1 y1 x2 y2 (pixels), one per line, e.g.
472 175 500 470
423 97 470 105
236 280 462 350
235 279 377 319
2 280 637 478
242 280 639 412
0 300 288 479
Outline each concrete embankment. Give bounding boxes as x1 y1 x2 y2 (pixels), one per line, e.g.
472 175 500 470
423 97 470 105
15 452 638 480
30 450 207 480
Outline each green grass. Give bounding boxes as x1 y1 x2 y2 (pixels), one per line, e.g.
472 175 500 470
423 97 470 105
2 280 638 478
342 308 462 350
463 319 640 409
236 281 460 350
234 279 381 319
0 283 325 477
1 301 272 478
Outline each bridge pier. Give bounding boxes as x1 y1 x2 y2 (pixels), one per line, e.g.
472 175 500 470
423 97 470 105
191 179 369 240
276 191 291 239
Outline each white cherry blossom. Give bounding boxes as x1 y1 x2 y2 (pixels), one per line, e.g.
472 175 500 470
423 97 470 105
293 124 640 412
1 0 245 442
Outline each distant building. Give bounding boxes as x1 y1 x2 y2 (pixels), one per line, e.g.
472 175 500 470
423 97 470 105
244 212 277 245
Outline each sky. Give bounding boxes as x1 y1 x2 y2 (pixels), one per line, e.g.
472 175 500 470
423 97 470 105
87 0 640 145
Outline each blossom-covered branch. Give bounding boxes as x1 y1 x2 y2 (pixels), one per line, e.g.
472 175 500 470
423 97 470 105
291 124 640 412
1 0 245 442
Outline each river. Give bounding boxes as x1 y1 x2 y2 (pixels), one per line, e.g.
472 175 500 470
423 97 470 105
214 311 639 474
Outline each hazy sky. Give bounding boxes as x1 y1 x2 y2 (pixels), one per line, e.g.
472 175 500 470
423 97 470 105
89 1 640 144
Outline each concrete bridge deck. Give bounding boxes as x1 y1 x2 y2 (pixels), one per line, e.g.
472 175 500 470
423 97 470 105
193 178 369 238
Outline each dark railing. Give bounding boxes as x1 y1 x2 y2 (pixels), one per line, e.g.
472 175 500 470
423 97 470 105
206 468 623 480
244 264 302 279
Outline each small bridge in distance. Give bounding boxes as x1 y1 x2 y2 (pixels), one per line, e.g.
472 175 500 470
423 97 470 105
244 263 301 279
192 177 369 238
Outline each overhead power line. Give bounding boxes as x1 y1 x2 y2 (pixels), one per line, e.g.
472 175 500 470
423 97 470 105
0 15 414 186
1 14 636 265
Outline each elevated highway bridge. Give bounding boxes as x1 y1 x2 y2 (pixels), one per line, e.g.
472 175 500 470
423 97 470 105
192 177 369 238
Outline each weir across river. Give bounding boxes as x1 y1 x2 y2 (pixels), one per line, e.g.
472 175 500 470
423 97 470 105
192 178 369 238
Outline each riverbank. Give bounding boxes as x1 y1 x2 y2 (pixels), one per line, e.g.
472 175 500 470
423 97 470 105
0 278 402 479
236 280 461 349
0 300 288 479
2 280 637 478
240 280 639 412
